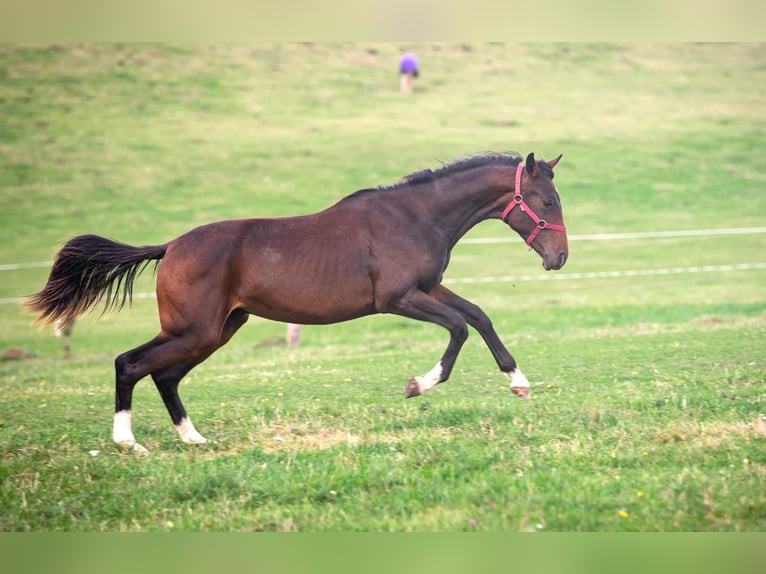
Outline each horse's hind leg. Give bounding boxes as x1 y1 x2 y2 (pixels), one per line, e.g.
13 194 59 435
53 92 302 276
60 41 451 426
112 324 236 453
150 360 208 445
151 309 249 445
113 335 178 453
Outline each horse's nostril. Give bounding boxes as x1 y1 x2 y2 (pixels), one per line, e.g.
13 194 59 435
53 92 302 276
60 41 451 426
558 252 568 267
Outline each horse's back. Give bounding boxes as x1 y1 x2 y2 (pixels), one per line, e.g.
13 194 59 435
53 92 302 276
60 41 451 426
157 212 378 325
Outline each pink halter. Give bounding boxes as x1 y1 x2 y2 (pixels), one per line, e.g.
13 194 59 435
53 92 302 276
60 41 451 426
501 163 567 247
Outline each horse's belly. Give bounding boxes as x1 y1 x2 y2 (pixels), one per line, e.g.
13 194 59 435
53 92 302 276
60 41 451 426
239 292 376 325
236 268 376 325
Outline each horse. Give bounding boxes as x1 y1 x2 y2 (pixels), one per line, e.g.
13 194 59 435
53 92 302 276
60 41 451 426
26 151 568 453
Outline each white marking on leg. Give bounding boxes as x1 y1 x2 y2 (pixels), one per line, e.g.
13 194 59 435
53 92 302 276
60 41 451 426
506 368 531 399
176 416 207 444
507 368 529 388
112 410 149 453
413 361 443 395
113 410 135 445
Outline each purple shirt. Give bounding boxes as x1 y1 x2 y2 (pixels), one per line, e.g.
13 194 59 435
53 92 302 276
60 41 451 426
399 53 419 74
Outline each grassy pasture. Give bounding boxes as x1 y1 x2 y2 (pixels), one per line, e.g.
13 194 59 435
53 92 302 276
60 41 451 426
0 43 765 531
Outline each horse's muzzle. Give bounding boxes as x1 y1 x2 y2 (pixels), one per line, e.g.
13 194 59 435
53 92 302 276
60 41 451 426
543 251 568 271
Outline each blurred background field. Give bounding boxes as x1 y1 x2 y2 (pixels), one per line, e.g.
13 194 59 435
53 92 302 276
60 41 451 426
0 43 764 531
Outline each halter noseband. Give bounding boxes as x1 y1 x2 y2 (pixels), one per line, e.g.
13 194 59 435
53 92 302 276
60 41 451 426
501 163 567 247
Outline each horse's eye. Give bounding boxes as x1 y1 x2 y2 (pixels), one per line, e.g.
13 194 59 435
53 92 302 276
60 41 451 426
543 199 554 208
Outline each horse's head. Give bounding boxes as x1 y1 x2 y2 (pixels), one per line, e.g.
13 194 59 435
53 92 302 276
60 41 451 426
502 152 568 271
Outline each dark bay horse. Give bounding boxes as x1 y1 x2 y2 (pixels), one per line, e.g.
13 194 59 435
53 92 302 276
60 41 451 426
26 151 568 453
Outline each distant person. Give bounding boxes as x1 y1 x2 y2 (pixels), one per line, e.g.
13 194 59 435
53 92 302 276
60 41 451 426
399 52 419 93
286 323 301 347
54 317 74 358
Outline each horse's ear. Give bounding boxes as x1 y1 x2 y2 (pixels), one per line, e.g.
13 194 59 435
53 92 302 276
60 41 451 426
525 152 537 176
547 154 563 169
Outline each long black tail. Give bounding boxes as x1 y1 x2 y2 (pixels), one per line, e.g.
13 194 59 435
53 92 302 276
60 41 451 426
25 234 167 329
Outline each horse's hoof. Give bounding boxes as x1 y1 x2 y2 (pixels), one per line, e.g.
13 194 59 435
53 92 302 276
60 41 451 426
404 378 422 398
116 440 149 454
176 417 208 444
511 386 531 400
183 434 208 445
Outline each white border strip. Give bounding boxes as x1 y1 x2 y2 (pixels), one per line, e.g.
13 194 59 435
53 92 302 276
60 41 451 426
443 262 766 285
461 226 766 244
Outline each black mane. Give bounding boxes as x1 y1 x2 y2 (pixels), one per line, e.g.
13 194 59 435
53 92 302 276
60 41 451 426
343 152 556 201
388 151 524 189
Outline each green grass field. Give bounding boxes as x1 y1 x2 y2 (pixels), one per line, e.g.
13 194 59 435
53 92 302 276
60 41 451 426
1 43 765 531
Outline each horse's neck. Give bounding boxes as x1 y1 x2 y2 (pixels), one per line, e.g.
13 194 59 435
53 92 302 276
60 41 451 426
420 169 509 245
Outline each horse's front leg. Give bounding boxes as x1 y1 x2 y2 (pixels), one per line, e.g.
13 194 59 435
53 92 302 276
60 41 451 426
429 284 531 399
385 289 469 398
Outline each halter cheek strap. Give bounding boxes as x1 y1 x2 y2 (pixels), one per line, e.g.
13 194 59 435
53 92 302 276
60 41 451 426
501 163 567 247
